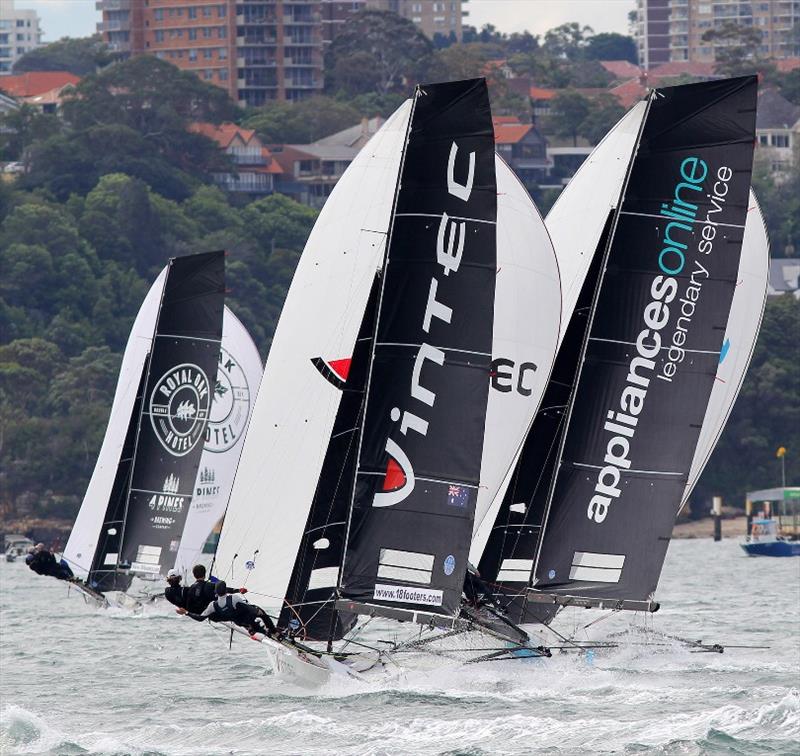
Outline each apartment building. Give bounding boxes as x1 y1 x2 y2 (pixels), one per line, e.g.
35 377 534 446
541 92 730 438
365 0 464 41
97 0 326 105
0 0 43 74
635 0 800 65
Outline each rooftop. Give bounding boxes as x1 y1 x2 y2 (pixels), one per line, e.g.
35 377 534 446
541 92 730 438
756 89 800 131
0 71 80 98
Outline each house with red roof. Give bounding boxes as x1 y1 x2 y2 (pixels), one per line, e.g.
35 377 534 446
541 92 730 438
0 71 80 113
493 116 550 185
190 122 282 195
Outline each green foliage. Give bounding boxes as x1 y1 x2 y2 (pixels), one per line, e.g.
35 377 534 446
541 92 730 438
752 153 800 257
549 90 591 146
583 33 638 63
243 96 361 144
325 10 432 96
0 171 316 516
0 104 61 165
11 35 113 76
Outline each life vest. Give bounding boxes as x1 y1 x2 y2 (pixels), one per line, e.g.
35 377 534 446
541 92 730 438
214 595 237 621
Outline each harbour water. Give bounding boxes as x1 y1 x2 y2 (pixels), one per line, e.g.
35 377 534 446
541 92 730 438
1 539 798 755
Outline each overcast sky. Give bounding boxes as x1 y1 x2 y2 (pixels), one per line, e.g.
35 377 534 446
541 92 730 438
29 0 634 43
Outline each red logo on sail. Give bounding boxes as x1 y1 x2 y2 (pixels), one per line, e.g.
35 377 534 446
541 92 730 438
311 356 352 390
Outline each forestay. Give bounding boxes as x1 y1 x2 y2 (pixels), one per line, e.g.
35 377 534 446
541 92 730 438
339 79 497 617
533 76 758 604
211 102 412 610
174 309 263 575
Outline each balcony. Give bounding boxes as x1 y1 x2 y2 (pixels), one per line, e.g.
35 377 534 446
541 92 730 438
97 0 129 10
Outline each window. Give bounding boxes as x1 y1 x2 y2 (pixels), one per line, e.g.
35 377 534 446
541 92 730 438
203 26 212 37
154 29 165 41
204 69 213 80
154 8 163 20
203 47 213 58
189 7 197 19
759 134 768 145
16 33 23 41
189 48 198 60
218 4 226 17
189 28 197 39
219 47 227 59
203 6 212 17
218 26 227 38
772 134 790 148
16 19 24 27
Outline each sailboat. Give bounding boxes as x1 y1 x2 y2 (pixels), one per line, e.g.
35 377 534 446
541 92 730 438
474 77 766 636
63 251 231 606
211 79 563 683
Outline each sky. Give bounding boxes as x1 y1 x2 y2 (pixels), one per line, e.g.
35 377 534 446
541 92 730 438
25 0 634 43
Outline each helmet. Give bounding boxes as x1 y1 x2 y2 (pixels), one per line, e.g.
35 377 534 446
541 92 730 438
166 569 181 580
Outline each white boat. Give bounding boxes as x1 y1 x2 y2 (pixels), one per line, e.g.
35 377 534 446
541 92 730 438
4 534 34 562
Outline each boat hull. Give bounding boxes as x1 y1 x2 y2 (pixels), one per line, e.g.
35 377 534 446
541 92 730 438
741 541 800 557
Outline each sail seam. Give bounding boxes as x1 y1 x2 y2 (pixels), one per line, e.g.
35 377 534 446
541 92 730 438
589 336 721 355
572 462 684 475
155 333 222 343
376 342 492 357
394 212 497 225
619 210 745 230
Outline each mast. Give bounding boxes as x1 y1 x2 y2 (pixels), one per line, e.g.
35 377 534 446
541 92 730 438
530 76 758 606
338 78 498 620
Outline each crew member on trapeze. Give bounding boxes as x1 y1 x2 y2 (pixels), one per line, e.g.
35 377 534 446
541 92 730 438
463 562 503 612
164 565 246 611
176 580 277 638
25 543 76 581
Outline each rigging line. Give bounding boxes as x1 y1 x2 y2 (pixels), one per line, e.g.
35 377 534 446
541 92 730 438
154 333 222 343
359 470 480 489
588 336 721 356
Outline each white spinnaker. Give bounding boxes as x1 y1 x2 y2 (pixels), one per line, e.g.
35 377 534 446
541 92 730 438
680 189 769 509
63 268 168 579
470 156 561 556
470 103 647 563
173 309 263 575
212 101 413 611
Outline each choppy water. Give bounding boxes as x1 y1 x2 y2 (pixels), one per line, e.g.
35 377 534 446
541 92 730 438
1 539 798 755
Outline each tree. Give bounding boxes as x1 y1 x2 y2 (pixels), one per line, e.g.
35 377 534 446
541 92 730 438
579 94 626 145
12 35 114 76
426 44 494 83
325 11 432 95
549 90 591 146
583 33 638 64
0 104 61 168
702 22 768 77
543 23 593 61
243 96 361 144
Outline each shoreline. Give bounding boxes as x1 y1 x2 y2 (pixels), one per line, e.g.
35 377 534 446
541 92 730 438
671 516 747 539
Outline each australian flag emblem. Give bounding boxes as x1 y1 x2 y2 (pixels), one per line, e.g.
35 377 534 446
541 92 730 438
447 485 470 508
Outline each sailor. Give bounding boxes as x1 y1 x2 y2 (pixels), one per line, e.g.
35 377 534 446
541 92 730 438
25 543 75 581
163 569 188 608
463 562 498 610
177 580 277 638
184 564 246 614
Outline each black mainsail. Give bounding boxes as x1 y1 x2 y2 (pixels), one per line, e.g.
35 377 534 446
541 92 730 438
339 79 498 618
531 77 758 607
116 251 225 580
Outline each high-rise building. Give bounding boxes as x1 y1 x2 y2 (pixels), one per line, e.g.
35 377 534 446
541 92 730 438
634 0 670 68
97 1 327 105
0 0 43 74
365 0 464 41
635 0 800 66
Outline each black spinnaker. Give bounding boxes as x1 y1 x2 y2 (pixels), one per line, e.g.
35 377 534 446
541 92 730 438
339 78 498 618
531 76 758 606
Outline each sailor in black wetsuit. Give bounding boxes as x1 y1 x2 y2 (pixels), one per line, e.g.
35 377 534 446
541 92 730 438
25 544 75 581
184 564 246 615
177 580 276 638
164 569 188 608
